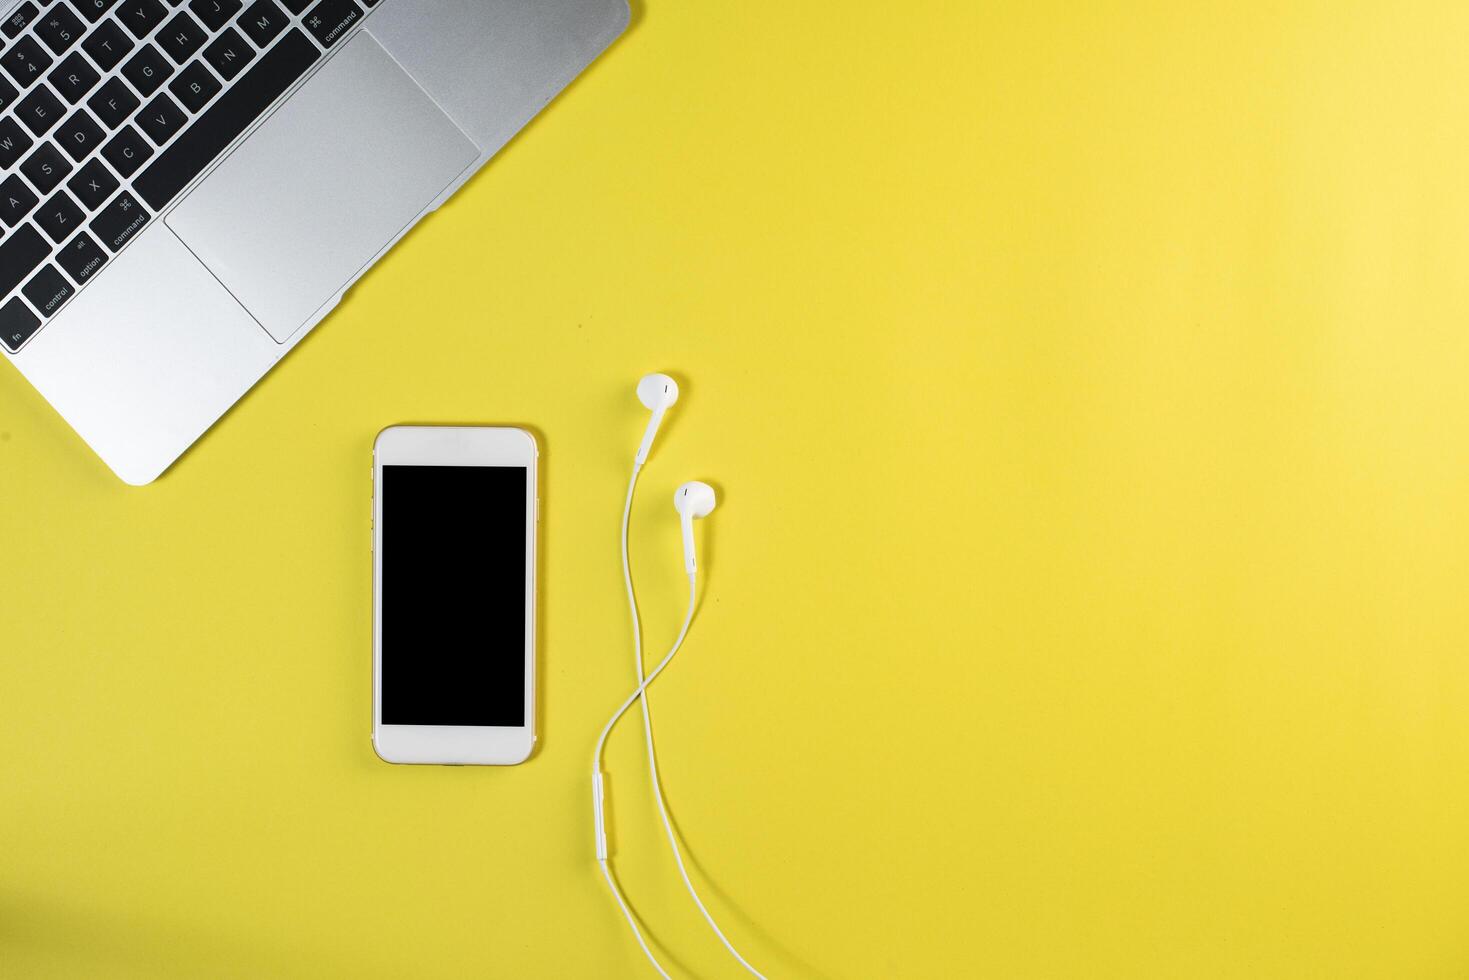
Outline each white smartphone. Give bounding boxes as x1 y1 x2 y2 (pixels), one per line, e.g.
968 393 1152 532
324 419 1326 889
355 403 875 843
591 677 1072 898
372 426 538 765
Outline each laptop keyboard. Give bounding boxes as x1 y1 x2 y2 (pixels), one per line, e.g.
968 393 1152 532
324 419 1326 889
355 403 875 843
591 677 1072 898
0 0 380 353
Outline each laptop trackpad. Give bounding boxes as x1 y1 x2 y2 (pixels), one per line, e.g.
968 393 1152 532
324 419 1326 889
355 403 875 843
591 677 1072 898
168 32 478 343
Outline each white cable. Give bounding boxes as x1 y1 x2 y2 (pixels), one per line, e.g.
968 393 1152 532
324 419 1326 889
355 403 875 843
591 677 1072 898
598 858 673 980
593 566 696 979
593 463 770 978
624 487 770 980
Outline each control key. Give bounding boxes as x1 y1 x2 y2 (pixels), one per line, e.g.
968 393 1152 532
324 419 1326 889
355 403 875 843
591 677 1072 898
0 222 51 296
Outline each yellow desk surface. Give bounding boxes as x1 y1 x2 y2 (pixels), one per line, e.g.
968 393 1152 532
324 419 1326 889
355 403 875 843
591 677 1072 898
5 2 1469 977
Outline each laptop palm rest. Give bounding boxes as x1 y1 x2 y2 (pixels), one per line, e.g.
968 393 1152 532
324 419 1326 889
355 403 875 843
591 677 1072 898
167 32 479 344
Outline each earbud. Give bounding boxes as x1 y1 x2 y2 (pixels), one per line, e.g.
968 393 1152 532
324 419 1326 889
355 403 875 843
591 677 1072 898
674 481 717 574
635 374 680 464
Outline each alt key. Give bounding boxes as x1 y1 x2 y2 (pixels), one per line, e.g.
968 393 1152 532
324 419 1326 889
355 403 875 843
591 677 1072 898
57 230 108 284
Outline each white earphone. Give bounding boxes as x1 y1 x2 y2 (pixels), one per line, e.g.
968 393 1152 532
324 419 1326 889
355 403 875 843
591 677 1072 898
675 481 716 574
635 373 679 465
592 375 768 979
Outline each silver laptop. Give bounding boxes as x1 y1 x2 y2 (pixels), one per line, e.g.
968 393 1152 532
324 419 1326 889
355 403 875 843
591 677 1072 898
0 0 627 483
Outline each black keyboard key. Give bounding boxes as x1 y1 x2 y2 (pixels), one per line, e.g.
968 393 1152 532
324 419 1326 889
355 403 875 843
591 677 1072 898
65 0 120 23
187 0 238 31
0 172 39 227
19 139 69 191
56 229 106 282
121 42 170 94
86 75 138 127
0 76 16 112
66 156 118 208
202 26 252 80
136 90 183 143
117 0 166 38
157 10 204 63
280 0 307 11
47 49 98 102
135 28 317 210
0 115 33 167
34 4 85 55
58 108 108 165
81 18 132 69
0 221 49 296
168 58 217 110
89 188 147 250
36 188 82 241
2 35 53 87
302 0 358 48
238 0 285 48
14 81 62 133
22 263 72 316
3 2 40 39
54 107 101 159
101 122 151 175
0 295 42 351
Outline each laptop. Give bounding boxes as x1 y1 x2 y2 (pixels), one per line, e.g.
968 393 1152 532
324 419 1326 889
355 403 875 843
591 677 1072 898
0 0 627 484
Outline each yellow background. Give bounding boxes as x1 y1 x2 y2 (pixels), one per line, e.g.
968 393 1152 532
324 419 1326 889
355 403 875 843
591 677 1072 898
4 1 1469 976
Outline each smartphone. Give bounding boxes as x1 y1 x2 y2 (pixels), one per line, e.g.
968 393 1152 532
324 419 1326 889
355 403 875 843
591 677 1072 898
372 426 538 765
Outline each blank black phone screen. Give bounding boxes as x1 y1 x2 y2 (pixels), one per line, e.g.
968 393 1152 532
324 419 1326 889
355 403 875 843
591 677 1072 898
380 464 527 726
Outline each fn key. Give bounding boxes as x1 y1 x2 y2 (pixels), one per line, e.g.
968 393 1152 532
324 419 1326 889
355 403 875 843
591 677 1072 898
1 296 42 352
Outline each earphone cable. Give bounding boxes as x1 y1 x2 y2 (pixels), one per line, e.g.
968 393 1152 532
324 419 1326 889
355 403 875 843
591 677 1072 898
596 463 770 978
593 545 698 979
598 857 674 980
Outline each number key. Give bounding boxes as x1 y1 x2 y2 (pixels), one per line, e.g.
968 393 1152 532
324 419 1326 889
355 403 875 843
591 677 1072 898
64 0 121 24
34 4 85 55
2 35 53 87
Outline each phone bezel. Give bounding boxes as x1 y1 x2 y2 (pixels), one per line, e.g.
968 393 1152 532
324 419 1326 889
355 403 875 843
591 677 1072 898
371 425 538 765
